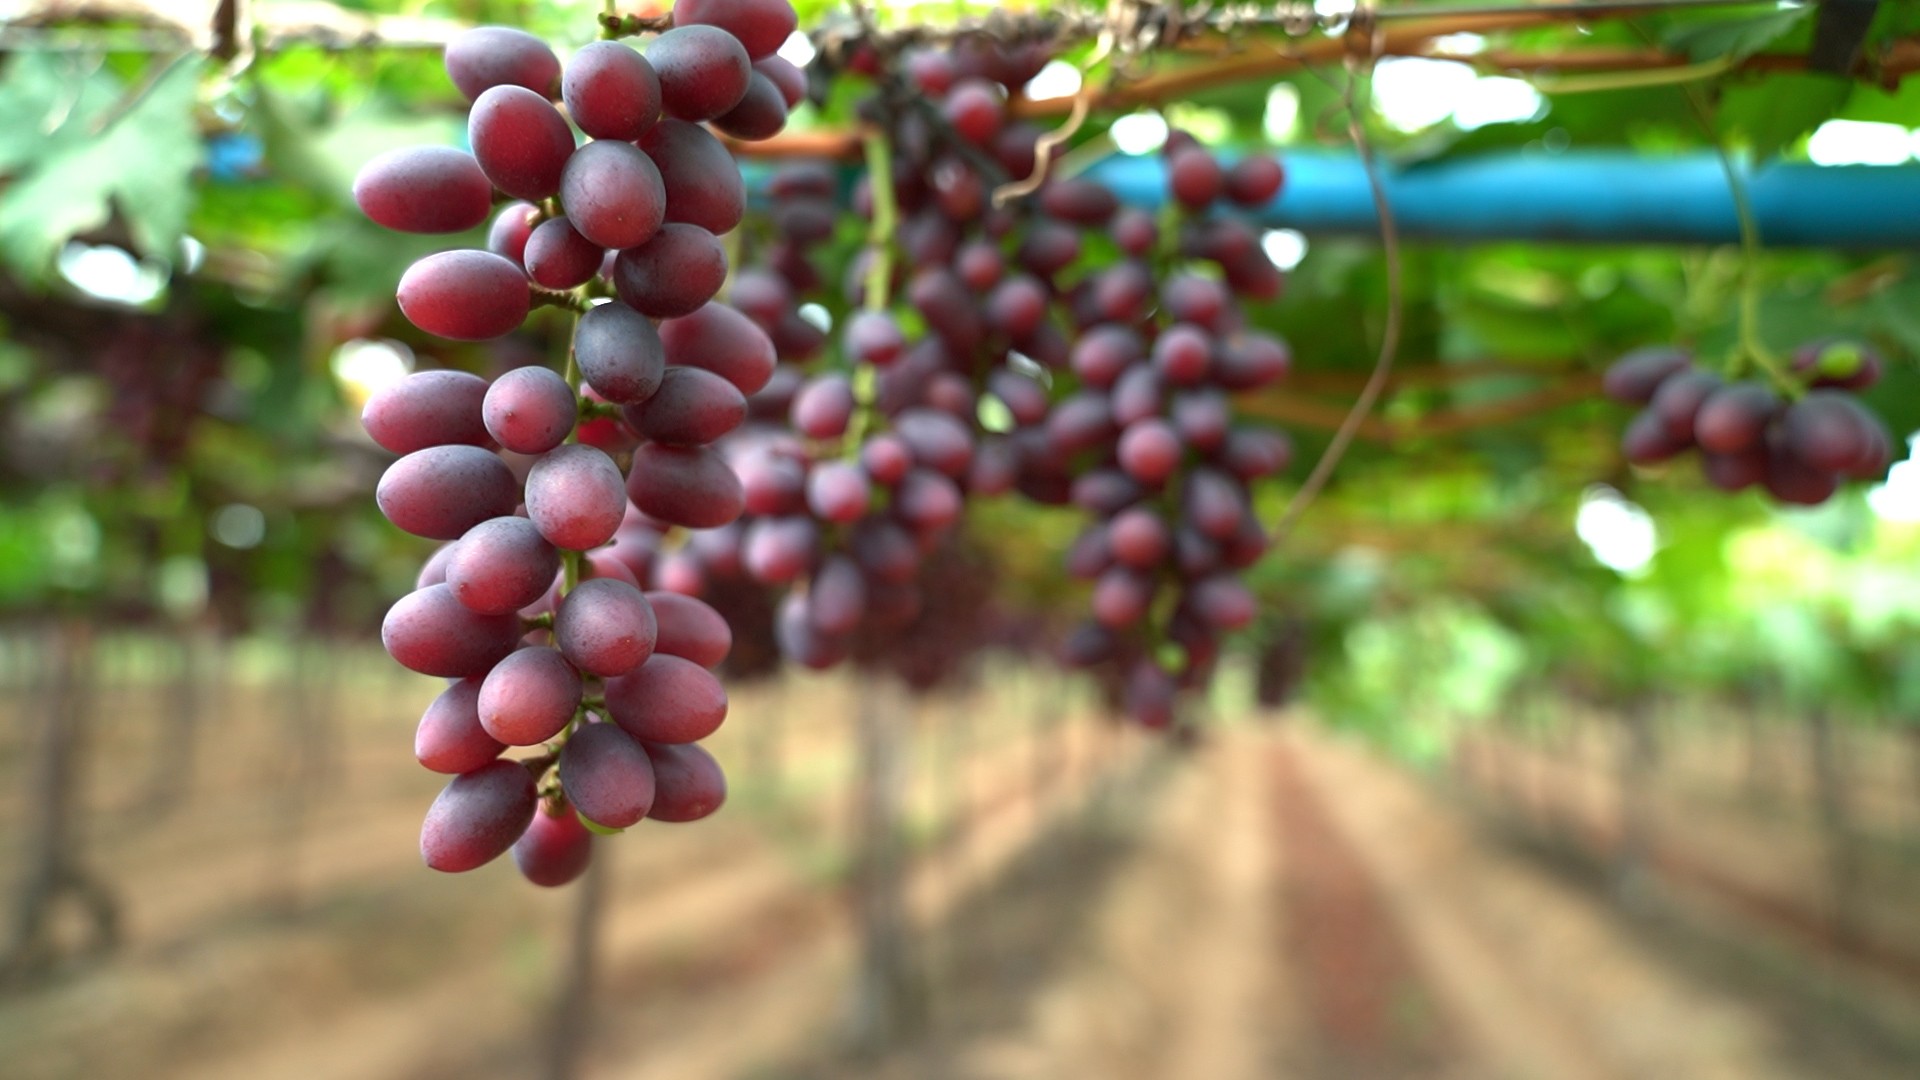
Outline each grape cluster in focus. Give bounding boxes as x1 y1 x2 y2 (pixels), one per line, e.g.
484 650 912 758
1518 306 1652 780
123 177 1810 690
353 2 795 886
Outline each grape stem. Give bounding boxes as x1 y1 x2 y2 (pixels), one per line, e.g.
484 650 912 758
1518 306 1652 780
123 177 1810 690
841 129 897 461
1271 58 1403 545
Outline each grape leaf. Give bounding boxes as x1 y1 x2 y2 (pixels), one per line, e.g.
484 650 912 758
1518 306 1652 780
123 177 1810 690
0 55 203 279
1663 7 1814 63
1717 74 1851 159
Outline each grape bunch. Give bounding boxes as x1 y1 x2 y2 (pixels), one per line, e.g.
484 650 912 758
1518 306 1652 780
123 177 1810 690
1044 130 1292 729
1606 340 1892 505
353 4 795 886
646 39 1295 727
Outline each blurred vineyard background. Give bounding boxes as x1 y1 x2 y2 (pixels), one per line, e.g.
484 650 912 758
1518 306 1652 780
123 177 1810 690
5 0 1920 1077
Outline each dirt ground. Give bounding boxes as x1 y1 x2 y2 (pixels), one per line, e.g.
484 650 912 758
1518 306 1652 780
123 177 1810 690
2 646 1919 1079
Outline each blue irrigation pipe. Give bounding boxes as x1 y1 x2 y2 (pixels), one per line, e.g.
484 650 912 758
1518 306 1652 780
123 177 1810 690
747 151 1920 249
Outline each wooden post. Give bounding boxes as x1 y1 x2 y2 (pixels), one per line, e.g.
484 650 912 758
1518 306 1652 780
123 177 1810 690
545 849 610 1080
1 618 120 983
1613 697 1659 910
847 681 927 1053
1806 707 1862 950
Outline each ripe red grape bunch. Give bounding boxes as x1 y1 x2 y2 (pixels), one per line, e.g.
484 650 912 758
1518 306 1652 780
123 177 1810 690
1606 339 1893 505
352 2 796 887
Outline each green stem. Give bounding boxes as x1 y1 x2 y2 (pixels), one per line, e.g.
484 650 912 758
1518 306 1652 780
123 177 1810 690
1677 82 1797 395
844 130 897 460
862 130 897 315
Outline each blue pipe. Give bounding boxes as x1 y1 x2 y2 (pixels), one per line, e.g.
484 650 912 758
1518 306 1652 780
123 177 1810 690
1080 150 1920 248
746 152 1920 248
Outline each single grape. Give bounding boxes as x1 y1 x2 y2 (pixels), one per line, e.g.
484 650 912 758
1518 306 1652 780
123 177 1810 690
944 79 1003 145
574 300 667 405
1781 390 1878 472
397 250 531 341
756 55 807 107
893 469 962 533
1224 156 1285 206
744 515 819 584
354 146 494 234
469 85 576 201
713 71 789 141
647 25 752 121
646 590 732 667
1172 389 1230 453
1189 575 1255 630
1047 392 1116 457
1153 324 1213 386
606 653 729 743
1602 347 1692 405
1693 381 1780 454
564 41 662 141
1185 468 1246 541
790 374 855 439
807 461 872 523
554 576 658 677
860 434 913 486
479 646 583 746
624 366 746 446
643 741 726 822
1620 409 1688 464
487 201 540 264
415 678 505 775
1110 365 1164 427
1092 568 1153 629
845 311 905 367
639 119 747 235
1650 368 1720 440
484 365 576 455
559 722 656 828
613 223 727 318
445 26 561 102
1117 419 1181 485
672 0 797 60
383 583 523 677
659 303 776 395
362 370 491 455
1169 148 1225 209
1213 333 1291 390
1108 506 1171 569
446 516 562 615
420 759 538 873
559 140 667 251
513 804 594 887
523 217 605 290
525 444 626 550
377 445 519 540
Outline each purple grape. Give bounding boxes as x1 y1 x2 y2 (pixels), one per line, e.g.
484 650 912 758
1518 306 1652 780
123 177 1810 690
488 201 539 264
362 369 491 455
564 41 662 141
613 223 726 318
807 460 872 523
559 140 666 251
660 303 776 395
1603 347 1692 405
445 26 560 101
1169 148 1225 208
1650 369 1721 440
646 590 732 668
523 217 605 290
447 516 562 615
525 444 626 550
606 653 729 743
479 646 583 745
845 311 905 367
558 721 656 828
640 119 746 235
643 741 727 822
713 71 789 140
377 445 519 540
398 250 530 341
627 443 745 529
791 374 856 439
1118 419 1181 485
514 804 594 887
1693 381 1780 454
1109 506 1170 569
672 0 796 60
744 515 819 584
383 583 522 677
554 576 658 677
354 146 493 234
1092 568 1153 628
483 365 576 454
574 300 667 404
1153 324 1213 386
647 25 752 121
1071 326 1144 389
421 759 537 872
894 469 962 533
624 366 747 445
415 678 505 774
469 85 576 201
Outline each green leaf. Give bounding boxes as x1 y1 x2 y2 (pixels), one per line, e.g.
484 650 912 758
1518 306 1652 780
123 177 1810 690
1663 6 1814 63
1717 74 1851 159
0 54 203 278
